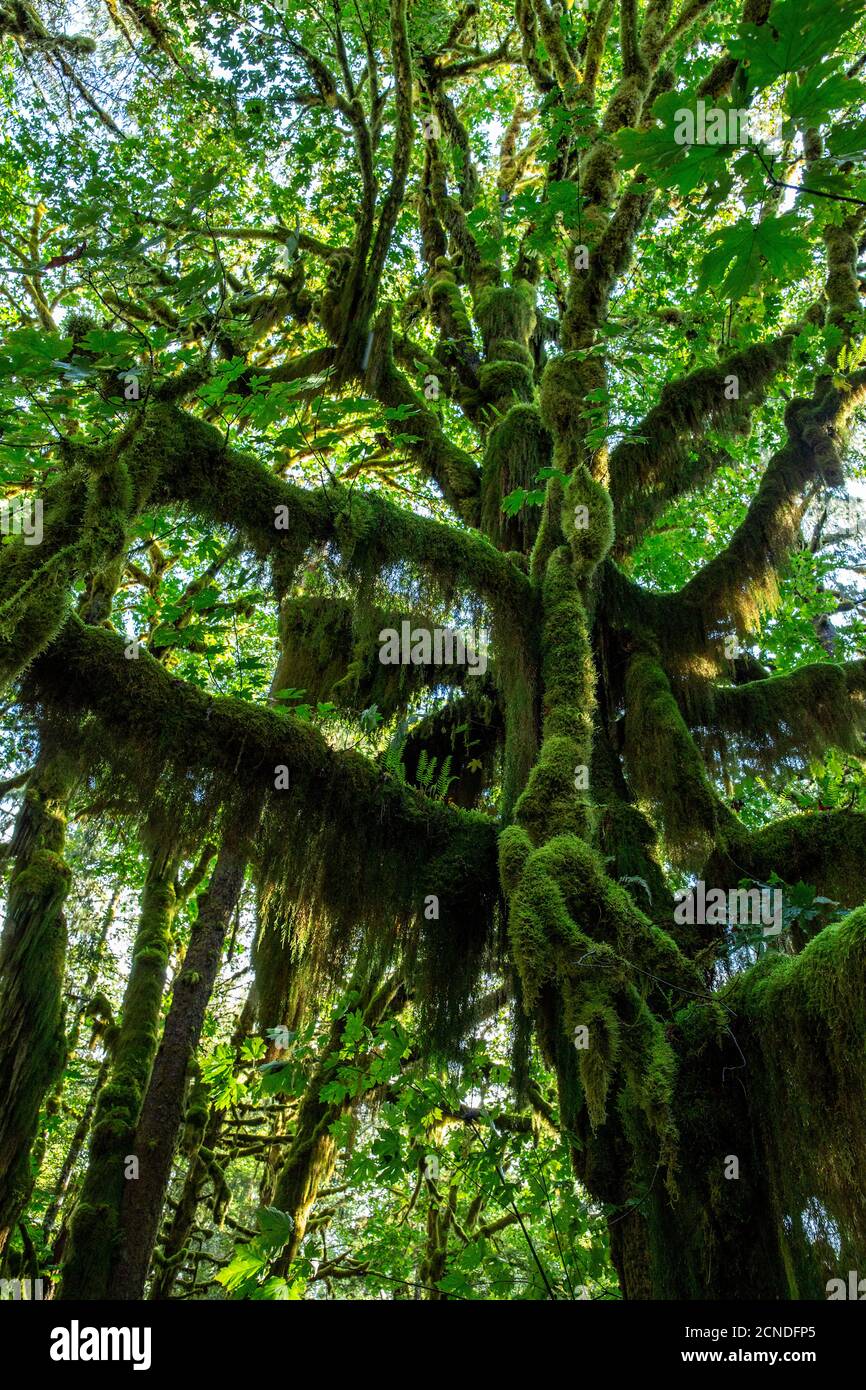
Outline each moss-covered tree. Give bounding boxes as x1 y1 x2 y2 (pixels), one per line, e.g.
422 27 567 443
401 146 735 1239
1 0 866 1301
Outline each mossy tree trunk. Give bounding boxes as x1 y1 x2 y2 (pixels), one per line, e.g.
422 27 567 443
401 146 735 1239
112 808 259 1299
0 745 76 1255
3 0 866 1302
59 825 183 1299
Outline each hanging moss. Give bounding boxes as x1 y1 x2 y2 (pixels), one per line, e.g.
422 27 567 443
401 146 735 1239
411 816 500 1054
0 467 85 688
474 280 537 356
597 377 866 693
589 723 675 926
685 658 866 777
705 809 866 909
609 333 796 554
623 652 740 867
576 993 621 1130
23 618 500 1057
491 602 540 820
251 905 310 1041
720 906 866 1281
672 382 866 647
654 899 866 1297
481 404 551 552
273 594 493 717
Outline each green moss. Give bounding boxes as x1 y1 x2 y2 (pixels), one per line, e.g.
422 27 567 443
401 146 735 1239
481 404 551 553
540 547 595 741
507 842 587 1008
719 906 866 1277
478 359 534 408
492 604 540 819
705 808 866 909
514 734 590 843
539 352 606 456
498 823 533 895
623 652 739 868
563 464 614 578
427 268 476 349
490 340 534 368
273 595 491 718
0 468 85 688
576 994 621 1131
687 658 866 778
475 280 536 354
411 815 500 1053
609 334 795 553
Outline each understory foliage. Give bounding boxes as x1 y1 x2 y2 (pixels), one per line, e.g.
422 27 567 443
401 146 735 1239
1 0 866 1301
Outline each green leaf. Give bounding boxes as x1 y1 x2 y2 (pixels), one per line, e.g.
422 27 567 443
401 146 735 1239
697 214 811 301
730 0 864 92
257 1206 294 1252
215 1245 267 1292
785 64 866 128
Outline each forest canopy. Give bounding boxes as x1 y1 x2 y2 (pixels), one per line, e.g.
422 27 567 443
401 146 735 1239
1 0 866 1304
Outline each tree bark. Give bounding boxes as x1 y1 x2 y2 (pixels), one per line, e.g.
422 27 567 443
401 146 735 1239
112 806 259 1299
59 832 180 1299
0 746 75 1254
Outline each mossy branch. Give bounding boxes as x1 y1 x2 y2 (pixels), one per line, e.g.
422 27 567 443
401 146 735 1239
610 329 800 553
684 658 866 776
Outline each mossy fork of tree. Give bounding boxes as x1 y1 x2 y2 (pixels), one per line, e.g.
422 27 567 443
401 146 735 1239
1 0 866 1301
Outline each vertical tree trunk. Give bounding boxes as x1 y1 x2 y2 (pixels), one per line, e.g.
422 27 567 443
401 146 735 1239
40 887 119 1244
112 809 259 1299
59 829 180 1298
0 746 75 1254
43 1053 110 1249
149 985 257 1300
